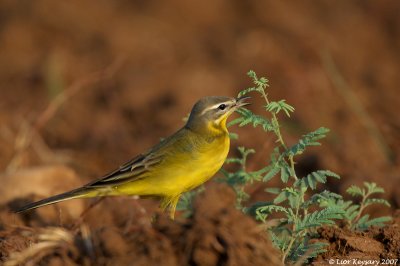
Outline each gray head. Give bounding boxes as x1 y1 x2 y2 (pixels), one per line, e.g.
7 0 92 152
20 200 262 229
186 96 249 133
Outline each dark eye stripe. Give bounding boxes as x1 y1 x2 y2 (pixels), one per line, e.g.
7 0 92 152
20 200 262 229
218 104 226 110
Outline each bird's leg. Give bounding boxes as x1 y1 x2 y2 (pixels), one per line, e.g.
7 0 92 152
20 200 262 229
159 195 181 220
159 199 169 212
168 195 181 220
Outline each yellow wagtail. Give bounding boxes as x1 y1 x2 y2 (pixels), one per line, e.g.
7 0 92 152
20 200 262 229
14 96 249 219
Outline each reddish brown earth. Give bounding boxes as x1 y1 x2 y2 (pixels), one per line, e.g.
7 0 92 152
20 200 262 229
0 1 399 265
313 211 400 265
1 185 281 266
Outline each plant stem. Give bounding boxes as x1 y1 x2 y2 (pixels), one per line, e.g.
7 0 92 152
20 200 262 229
282 182 305 263
289 156 297 180
282 233 297 264
237 154 248 208
260 89 298 180
261 92 286 148
352 190 371 227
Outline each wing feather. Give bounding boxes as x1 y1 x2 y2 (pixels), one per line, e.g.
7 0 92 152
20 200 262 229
86 153 163 187
84 127 189 188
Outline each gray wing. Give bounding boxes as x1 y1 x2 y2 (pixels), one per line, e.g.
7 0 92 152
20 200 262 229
85 127 188 188
86 152 163 187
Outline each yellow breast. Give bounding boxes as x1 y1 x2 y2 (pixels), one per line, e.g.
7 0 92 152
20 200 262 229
185 134 230 190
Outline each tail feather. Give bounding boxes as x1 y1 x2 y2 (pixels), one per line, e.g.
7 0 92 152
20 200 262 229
13 187 89 213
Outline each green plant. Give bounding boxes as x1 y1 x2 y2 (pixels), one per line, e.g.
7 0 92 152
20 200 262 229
316 182 391 231
225 71 342 263
178 71 391 264
220 146 267 209
223 71 391 264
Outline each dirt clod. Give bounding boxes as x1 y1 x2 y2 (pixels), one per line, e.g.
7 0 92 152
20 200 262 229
314 219 400 264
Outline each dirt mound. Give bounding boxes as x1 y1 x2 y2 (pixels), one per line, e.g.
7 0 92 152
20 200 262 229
312 211 400 265
156 184 281 266
0 184 281 266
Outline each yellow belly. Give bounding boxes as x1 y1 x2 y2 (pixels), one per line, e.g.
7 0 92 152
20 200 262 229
114 134 230 197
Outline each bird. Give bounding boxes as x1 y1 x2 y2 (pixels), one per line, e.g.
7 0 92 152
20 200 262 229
14 96 250 219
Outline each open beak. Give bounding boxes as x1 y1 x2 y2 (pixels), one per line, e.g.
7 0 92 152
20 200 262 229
235 96 251 108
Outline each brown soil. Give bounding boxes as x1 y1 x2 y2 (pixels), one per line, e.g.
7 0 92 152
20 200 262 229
1 184 281 266
1 1 400 265
313 211 400 265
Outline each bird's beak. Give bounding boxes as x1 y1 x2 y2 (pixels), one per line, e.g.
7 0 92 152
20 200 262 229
235 96 251 108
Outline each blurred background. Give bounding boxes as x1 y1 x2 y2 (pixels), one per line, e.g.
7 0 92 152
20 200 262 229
1 0 399 214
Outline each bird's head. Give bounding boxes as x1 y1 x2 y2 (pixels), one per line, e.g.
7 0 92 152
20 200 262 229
186 96 250 134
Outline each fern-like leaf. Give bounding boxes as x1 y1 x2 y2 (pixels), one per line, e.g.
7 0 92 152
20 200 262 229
364 182 385 194
296 207 344 232
270 231 290 252
295 170 340 190
266 100 295 117
286 127 330 157
229 108 274 131
364 198 390 208
287 238 328 262
237 87 263 98
247 70 269 89
345 204 360 221
300 242 329 260
265 187 281 194
346 185 365 197
224 158 242 164
228 132 238 140
356 216 392 231
280 164 291 183
273 188 299 209
255 203 289 222
263 166 280 182
303 190 343 209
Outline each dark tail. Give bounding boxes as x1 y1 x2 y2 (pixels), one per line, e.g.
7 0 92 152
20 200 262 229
13 187 90 213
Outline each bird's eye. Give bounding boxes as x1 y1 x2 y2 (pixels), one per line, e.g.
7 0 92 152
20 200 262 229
218 104 226 110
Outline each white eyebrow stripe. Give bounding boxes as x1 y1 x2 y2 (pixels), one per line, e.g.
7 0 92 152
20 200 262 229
200 101 232 116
